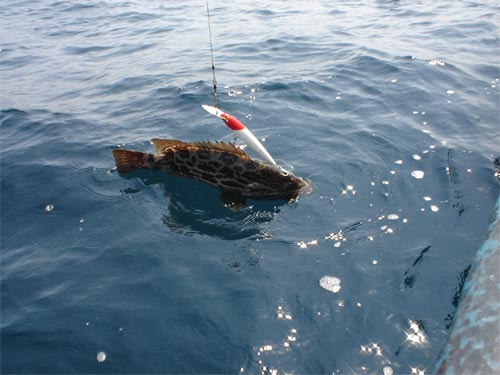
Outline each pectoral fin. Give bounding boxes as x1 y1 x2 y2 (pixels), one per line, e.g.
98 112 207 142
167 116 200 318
220 190 247 210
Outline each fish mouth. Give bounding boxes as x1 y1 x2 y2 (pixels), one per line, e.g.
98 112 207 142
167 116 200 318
300 181 314 196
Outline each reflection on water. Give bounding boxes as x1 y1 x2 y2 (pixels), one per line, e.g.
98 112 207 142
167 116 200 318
119 170 286 240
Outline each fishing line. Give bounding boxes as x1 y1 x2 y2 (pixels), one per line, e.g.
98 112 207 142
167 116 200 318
206 0 219 108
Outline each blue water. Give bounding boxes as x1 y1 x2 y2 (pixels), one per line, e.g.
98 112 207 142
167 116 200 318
1 1 499 374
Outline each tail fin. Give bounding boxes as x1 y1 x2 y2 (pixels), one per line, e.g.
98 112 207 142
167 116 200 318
112 149 154 174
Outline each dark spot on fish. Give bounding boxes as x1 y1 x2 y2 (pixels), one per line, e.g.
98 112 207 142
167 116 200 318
210 161 223 170
198 163 217 173
244 162 257 170
179 149 190 159
243 171 259 181
197 150 211 160
219 153 238 165
232 165 244 173
179 165 192 175
220 167 234 178
201 173 217 183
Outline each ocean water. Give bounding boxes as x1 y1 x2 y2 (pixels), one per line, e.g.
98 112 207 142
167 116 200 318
1 1 499 374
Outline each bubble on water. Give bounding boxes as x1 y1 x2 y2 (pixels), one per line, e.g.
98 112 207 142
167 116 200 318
325 230 344 241
411 170 424 179
387 214 399 220
429 59 445 66
96 351 106 362
44 204 54 212
410 368 426 375
406 320 427 346
297 240 318 249
319 276 341 293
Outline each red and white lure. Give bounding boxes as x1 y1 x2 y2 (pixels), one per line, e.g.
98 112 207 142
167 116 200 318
202 104 277 166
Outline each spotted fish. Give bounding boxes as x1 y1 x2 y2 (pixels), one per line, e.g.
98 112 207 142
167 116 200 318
112 139 311 201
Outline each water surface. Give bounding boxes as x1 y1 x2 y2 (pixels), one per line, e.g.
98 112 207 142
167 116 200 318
1 1 499 374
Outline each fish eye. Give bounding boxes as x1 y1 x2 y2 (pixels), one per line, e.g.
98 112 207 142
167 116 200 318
278 167 289 176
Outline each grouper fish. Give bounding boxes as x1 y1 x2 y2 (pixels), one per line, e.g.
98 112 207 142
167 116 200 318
112 138 311 201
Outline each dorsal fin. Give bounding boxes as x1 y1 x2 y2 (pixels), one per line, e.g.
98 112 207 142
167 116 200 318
152 138 250 159
151 139 191 155
193 141 250 159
